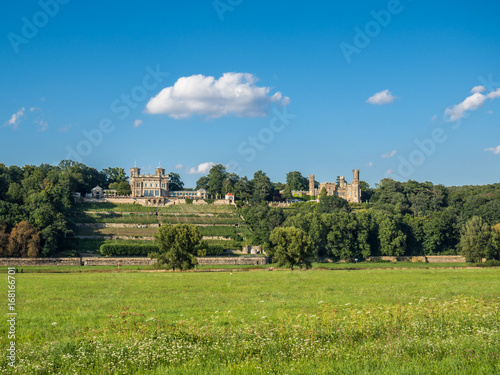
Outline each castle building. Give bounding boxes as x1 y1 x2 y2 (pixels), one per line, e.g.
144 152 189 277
129 166 210 205
309 169 361 203
130 166 169 199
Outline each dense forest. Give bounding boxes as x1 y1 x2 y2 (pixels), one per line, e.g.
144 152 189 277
0 161 499 261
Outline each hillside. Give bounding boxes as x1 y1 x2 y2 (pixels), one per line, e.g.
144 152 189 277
67 202 252 255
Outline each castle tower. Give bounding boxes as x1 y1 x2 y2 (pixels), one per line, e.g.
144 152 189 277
309 174 315 196
352 169 361 203
155 167 165 176
130 166 141 177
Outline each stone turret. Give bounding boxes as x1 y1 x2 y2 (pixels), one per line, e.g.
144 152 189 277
130 166 140 177
309 174 315 196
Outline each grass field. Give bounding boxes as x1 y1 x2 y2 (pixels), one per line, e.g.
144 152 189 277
1 268 499 374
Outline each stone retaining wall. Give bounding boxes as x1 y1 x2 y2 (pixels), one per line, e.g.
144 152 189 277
366 255 466 263
0 258 81 266
0 257 270 266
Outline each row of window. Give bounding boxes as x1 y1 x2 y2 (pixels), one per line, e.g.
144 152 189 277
170 192 198 196
136 183 167 188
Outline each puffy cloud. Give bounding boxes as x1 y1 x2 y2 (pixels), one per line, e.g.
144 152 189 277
5 107 25 130
174 164 184 170
145 72 289 119
444 87 500 121
187 162 216 175
367 162 374 167
366 89 396 105
382 150 397 159
133 119 143 127
487 88 500 99
385 169 396 175
444 92 487 121
470 85 486 94
485 145 500 155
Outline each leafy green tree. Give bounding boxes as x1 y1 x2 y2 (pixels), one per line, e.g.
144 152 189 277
151 224 205 271
324 211 358 260
286 171 308 191
422 210 459 255
101 167 128 185
167 172 184 191
207 164 227 198
377 214 407 256
317 194 350 213
319 187 327 200
269 227 313 270
0 222 8 256
222 173 239 195
459 216 493 262
115 181 131 195
359 181 373 202
234 177 252 201
251 170 274 202
282 184 293 200
195 176 210 191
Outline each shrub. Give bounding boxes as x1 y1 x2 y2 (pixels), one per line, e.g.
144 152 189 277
474 259 500 267
100 243 159 256
205 245 225 256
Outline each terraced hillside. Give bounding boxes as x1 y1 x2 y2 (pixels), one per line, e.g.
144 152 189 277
67 202 252 255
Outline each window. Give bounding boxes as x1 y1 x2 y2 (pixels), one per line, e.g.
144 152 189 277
155 190 159 196
136 183 140 187
155 184 158 188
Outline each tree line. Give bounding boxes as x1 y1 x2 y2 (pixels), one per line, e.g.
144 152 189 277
0 161 499 262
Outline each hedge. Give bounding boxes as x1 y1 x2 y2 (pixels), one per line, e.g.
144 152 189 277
100 243 160 256
205 245 226 256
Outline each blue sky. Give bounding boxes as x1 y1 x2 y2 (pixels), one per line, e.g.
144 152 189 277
1 0 500 188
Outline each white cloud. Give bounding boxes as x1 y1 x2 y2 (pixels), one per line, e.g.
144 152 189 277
30 107 41 112
175 164 184 170
485 145 500 155
487 110 494 114
445 92 487 121
133 119 143 127
444 87 500 121
487 88 500 99
5 107 26 130
367 162 374 167
385 169 395 175
381 150 397 159
471 85 486 94
187 162 216 175
366 89 396 105
145 72 290 119
431 115 438 121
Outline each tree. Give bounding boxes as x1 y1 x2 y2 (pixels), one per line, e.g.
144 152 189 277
286 171 308 191
151 224 205 271
234 177 252 202
168 172 184 191
101 167 128 185
7 221 41 257
359 181 373 202
377 215 407 256
207 164 227 198
269 227 313 270
459 216 493 262
251 170 274 202
195 176 210 191
317 194 350 213
282 184 293 201
116 181 131 195
0 222 9 256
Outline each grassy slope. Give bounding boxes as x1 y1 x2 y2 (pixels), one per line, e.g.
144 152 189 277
1 269 498 374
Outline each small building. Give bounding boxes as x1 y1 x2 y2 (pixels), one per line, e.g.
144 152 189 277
225 193 235 203
91 186 104 199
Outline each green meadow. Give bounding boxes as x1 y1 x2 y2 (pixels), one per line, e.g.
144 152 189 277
1 268 499 374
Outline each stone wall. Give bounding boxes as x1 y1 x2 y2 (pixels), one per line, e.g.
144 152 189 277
366 255 466 263
0 256 270 267
0 258 82 266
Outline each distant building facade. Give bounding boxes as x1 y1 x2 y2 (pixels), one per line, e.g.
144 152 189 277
129 166 210 204
309 169 361 203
